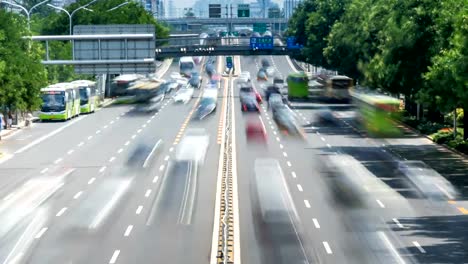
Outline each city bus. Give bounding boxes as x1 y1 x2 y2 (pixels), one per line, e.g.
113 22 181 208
324 75 353 103
352 92 402 137
179 56 196 77
71 80 98 114
286 72 309 100
111 74 145 97
40 83 80 121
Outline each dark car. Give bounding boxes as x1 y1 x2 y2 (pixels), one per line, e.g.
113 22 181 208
257 70 268 81
273 108 304 138
261 58 271 68
241 96 260 112
206 63 216 77
189 72 202 88
264 85 281 102
194 97 217 120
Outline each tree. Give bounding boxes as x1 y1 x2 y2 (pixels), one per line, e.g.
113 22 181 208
0 10 48 112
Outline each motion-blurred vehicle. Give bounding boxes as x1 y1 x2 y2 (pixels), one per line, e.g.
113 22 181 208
128 79 166 113
179 57 196 77
262 30 272 37
206 63 216 77
397 161 457 200
176 128 209 165
287 72 309 100
251 32 261 38
241 96 260 112
257 69 268 81
193 89 217 120
316 108 337 124
268 93 288 112
265 67 275 77
261 58 271 68
264 84 281 102
240 84 263 104
246 118 267 143
170 72 182 80
173 87 194 104
273 108 305 138
239 71 251 83
160 81 178 95
189 71 202 88
252 158 310 264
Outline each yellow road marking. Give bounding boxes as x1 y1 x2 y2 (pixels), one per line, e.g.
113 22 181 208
457 207 468 214
448 200 457 204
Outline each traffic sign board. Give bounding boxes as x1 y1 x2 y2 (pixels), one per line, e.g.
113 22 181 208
286 36 303 49
250 37 274 50
238 4 250 17
226 56 233 69
253 23 268 33
209 4 222 18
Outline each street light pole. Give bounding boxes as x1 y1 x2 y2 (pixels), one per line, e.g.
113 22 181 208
47 4 72 35
1 0 50 31
69 0 97 34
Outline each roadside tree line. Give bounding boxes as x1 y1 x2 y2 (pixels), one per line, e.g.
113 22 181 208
287 0 467 138
0 0 169 116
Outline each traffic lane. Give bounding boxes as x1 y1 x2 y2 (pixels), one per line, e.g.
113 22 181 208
61 82 222 264
25 94 198 263
271 55 297 76
233 79 329 264
298 107 468 262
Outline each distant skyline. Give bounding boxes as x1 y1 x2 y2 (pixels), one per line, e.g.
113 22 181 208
175 0 283 9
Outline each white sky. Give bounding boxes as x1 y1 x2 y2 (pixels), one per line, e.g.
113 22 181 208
173 0 284 9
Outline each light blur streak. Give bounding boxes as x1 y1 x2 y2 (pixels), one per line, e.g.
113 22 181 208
175 129 209 165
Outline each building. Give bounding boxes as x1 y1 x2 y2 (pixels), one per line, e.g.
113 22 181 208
283 0 301 19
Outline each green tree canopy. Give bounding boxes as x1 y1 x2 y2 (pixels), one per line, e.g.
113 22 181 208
0 10 48 111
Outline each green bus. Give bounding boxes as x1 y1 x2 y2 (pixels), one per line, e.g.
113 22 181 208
40 83 80 121
72 80 98 114
287 72 309 100
324 75 353 103
353 92 402 137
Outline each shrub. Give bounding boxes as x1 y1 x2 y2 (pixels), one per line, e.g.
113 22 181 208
433 131 457 144
417 122 445 134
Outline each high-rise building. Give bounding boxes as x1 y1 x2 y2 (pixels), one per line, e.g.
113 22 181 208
283 0 301 19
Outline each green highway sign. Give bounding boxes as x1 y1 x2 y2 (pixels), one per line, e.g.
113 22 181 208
253 23 268 33
237 4 250 18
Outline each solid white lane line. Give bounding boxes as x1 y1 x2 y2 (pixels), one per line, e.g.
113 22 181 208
291 171 297 178
283 152 288 157
376 199 386 208
117 148 123 154
99 166 107 173
15 116 86 154
67 149 74 155
109 157 116 162
88 136 93 140
323 242 333 254
124 225 133 237
145 189 152 197
320 137 325 141
304 200 311 208
326 144 332 148
124 141 130 146
73 191 83 199
109 250 120 264
152 176 159 183
287 161 292 167
54 158 63 164
96 130 101 134
34 227 48 239
159 165 165 171
297 184 303 192
412 241 426 253
312 218 321 229
136 206 143 215
40 168 49 174
279 144 284 149
78 141 84 147
88 177 96 185
393 218 404 228
56 207 67 217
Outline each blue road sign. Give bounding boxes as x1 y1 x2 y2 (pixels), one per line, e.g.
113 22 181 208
286 36 303 49
226 56 233 69
250 37 274 50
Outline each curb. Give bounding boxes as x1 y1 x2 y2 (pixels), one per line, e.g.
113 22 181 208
100 99 115 108
396 120 468 159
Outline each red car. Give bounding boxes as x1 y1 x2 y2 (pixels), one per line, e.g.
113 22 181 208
246 119 267 143
252 87 263 104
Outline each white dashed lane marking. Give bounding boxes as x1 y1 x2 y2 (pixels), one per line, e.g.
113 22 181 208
376 199 386 208
54 158 63 164
283 152 288 157
136 206 143 215
159 165 165 171
56 207 67 217
109 250 120 264
124 225 133 237
152 176 159 183
34 227 48 239
88 177 96 185
73 191 83 199
287 161 292 167
117 148 123 154
393 218 404 228
124 141 130 146
109 157 116 163
40 168 49 174
88 136 93 140
312 218 321 229
78 142 84 147
297 184 303 192
304 200 311 208
291 171 297 178
323 242 333 254
145 189 152 197
67 149 74 155
99 166 107 173
412 241 426 253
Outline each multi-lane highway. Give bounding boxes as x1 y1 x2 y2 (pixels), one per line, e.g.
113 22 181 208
0 54 467 264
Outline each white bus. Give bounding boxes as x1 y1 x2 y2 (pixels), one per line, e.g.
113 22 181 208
179 57 196 77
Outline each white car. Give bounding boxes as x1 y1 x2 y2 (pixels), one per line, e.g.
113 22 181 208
239 71 251 82
175 128 210 165
170 72 182 80
175 78 188 88
265 67 275 77
173 87 194 104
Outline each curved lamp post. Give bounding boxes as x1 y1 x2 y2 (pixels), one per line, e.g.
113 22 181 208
1 0 50 31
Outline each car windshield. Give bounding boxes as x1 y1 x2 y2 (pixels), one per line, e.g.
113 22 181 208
42 92 65 106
